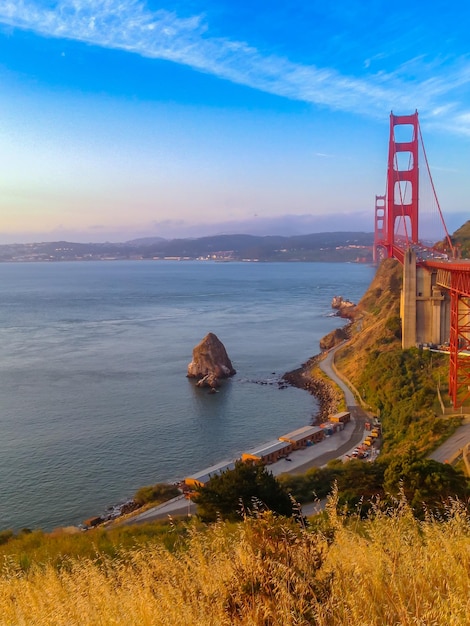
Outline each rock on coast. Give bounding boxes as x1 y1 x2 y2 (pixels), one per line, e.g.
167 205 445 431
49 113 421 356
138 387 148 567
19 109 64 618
331 295 357 319
319 296 357 350
187 332 236 389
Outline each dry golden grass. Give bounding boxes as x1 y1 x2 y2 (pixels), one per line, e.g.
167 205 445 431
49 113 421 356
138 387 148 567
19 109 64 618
317 498 470 625
0 515 326 626
1 501 469 625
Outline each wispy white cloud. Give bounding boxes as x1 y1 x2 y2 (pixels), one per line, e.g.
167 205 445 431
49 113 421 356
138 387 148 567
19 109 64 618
1 0 470 132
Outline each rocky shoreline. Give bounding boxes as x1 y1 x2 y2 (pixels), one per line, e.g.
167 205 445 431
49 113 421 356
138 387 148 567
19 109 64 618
281 295 357 416
282 353 341 423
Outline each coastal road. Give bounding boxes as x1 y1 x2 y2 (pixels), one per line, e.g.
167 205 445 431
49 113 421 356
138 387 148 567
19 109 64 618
284 343 370 474
118 495 197 525
320 342 356 407
428 418 470 464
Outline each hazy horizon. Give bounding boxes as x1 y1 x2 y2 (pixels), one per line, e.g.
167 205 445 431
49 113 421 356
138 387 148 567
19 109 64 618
0 209 465 246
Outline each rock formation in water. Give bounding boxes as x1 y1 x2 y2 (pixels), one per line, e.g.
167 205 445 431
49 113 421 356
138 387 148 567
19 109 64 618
331 295 357 319
187 332 236 388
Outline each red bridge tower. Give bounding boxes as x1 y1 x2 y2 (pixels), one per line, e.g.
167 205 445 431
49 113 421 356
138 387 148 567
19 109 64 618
375 111 420 261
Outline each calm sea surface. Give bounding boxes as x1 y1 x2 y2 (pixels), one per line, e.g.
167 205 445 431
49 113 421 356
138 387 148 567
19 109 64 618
0 261 375 530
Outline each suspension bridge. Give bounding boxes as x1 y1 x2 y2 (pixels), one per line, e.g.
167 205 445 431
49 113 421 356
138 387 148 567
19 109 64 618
373 111 470 408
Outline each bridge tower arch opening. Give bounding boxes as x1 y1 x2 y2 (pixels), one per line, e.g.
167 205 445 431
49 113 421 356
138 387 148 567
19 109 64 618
373 194 386 263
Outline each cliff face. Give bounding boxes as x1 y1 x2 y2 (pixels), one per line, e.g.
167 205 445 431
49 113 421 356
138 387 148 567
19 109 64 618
187 333 236 388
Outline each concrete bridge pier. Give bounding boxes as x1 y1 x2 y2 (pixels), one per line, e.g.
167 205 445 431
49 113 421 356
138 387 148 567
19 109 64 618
401 249 417 349
400 248 449 349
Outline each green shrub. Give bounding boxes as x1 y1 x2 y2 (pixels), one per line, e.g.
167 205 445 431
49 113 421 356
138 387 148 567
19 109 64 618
134 482 180 506
385 315 402 339
193 461 294 522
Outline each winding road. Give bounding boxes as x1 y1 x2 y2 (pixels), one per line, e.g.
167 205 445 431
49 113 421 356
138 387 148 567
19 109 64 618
283 343 370 474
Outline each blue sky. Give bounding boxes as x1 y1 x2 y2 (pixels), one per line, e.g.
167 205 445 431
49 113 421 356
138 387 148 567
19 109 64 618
0 0 469 243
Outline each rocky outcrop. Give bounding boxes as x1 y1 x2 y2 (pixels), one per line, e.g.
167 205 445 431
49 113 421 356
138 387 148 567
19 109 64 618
331 295 357 319
82 499 142 528
196 373 220 389
319 326 350 351
187 333 236 388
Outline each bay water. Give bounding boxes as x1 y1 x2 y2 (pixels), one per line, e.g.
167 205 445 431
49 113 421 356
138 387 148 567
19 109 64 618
0 261 375 530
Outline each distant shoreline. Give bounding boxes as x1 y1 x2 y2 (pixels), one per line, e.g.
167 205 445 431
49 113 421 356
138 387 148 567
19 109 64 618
0 232 374 264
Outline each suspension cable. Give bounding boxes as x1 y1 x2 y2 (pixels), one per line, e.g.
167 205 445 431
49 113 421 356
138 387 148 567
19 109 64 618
418 120 455 256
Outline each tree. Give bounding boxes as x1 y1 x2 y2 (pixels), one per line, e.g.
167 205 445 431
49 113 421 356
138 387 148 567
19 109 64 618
279 463 344 503
384 452 469 515
193 461 294 522
335 460 386 513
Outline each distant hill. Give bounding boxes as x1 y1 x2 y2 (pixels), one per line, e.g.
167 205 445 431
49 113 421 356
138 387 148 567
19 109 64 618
125 237 168 245
0 232 374 263
448 220 470 257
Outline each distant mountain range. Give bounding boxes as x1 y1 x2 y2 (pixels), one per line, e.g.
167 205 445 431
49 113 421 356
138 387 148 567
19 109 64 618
0 232 374 263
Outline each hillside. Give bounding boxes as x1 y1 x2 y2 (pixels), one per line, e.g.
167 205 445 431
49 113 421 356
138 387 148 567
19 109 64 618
449 219 470 257
0 232 373 263
336 257 403 384
1 500 469 625
334 258 461 458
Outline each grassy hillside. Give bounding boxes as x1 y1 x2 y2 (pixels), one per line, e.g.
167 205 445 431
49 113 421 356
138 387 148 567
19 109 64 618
1 501 470 625
449 219 470 257
275 256 467 517
335 257 403 384
335 257 460 458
